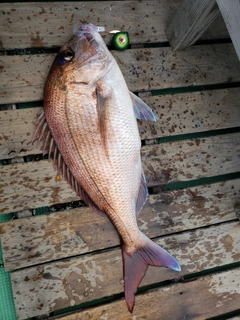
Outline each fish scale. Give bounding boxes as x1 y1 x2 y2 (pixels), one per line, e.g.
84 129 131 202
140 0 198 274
33 23 180 312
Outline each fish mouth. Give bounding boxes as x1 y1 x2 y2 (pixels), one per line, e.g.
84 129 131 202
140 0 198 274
73 23 105 37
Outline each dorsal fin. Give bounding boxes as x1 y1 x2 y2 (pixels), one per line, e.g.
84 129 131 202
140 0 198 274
32 110 106 217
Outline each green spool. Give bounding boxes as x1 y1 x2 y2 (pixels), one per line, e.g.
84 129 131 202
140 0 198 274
112 32 129 50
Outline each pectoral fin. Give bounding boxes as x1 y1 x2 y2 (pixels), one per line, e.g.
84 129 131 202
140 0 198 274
96 84 114 150
129 91 157 121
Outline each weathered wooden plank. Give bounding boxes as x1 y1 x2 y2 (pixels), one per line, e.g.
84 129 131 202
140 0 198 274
140 88 240 140
1 43 240 104
0 160 78 214
217 0 240 61
53 267 240 320
142 132 240 186
0 0 179 49
166 0 220 51
10 221 240 319
0 107 40 159
1 88 240 159
1 132 240 214
0 53 54 104
1 179 240 271
0 1 228 50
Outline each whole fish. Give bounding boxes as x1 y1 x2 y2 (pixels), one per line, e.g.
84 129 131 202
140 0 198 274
32 23 181 312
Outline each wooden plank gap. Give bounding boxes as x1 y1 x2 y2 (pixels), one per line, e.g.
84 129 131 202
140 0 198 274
8 157 24 164
35 314 50 320
14 209 32 219
137 91 152 98
234 204 240 222
0 103 17 110
130 43 144 49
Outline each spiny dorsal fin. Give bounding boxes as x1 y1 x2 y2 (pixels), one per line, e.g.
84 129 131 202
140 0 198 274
32 110 106 217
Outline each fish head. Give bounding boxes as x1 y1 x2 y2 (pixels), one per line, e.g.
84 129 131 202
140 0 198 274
46 23 109 88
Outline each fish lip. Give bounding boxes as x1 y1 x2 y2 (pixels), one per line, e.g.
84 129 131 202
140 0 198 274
73 23 105 37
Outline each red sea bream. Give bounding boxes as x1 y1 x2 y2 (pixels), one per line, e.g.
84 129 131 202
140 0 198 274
32 23 181 312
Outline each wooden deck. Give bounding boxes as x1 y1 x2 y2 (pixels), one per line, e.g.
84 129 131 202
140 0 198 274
0 1 240 319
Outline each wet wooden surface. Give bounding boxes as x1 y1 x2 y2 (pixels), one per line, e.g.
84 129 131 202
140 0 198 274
1 88 240 159
1 179 239 271
53 267 240 320
1 133 240 214
1 43 240 104
0 1 228 50
1 1 240 320
10 221 240 319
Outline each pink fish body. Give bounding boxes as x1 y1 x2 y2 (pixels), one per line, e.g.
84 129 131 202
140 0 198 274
33 23 180 312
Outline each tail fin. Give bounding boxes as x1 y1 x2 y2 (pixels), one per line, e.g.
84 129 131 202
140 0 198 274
123 233 181 312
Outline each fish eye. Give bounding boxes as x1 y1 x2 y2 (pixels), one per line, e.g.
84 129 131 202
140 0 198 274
63 49 74 61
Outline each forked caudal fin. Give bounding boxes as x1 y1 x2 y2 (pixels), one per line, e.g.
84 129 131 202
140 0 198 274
123 233 181 312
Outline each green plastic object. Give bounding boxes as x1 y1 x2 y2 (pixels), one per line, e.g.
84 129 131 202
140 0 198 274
0 214 17 320
0 267 17 320
112 32 129 50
